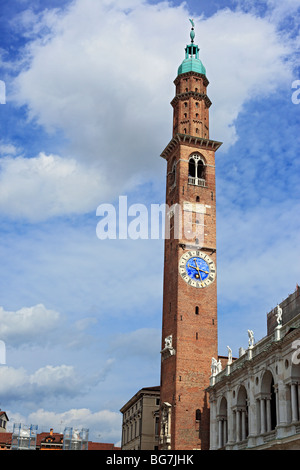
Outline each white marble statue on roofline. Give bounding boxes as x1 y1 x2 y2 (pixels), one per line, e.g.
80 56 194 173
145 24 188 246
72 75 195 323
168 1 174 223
248 329 255 348
227 346 232 365
211 357 217 376
211 357 222 376
276 304 283 326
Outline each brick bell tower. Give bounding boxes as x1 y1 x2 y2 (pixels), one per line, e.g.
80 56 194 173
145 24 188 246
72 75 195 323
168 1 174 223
159 21 222 451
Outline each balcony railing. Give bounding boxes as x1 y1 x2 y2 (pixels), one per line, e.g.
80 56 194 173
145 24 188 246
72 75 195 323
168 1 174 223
188 176 206 187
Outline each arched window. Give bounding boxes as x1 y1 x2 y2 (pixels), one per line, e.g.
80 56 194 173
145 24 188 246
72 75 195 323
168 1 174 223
218 397 228 448
260 371 277 432
236 385 248 442
188 154 206 186
195 409 201 421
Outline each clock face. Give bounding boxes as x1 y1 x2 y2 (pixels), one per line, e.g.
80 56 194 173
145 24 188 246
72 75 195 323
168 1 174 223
179 250 216 288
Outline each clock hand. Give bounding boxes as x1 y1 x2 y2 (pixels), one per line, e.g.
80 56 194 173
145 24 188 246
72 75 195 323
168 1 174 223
194 259 203 281
194 259 209 275
188 263 208 275
188 260 202 281
188 263 201 272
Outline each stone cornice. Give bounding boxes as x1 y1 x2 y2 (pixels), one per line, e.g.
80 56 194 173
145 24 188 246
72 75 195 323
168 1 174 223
174 71 209 88
160 133 223 160
171 91 212 109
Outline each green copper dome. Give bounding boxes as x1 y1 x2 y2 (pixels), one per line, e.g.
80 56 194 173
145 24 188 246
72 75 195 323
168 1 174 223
178 21 206 76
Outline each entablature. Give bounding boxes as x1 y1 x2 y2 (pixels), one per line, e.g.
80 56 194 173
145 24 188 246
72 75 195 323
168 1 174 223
160 133 222 160
174 71 209 88
171 91 212 109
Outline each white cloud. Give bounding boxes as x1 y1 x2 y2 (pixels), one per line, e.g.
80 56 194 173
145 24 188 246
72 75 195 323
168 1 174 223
0 304 60 346
30 365 80 392
0 142 18 156
0 364 81 400
0 152 109 221
3 0 296 221
199 9 295 147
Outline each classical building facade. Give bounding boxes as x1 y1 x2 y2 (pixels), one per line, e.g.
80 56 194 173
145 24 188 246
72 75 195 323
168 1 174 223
208 287 300 450
120 386 160 450
159 22 222 450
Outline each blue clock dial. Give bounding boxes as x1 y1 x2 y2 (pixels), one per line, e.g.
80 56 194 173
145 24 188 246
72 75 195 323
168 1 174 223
186 257 209 282
178 250 216 288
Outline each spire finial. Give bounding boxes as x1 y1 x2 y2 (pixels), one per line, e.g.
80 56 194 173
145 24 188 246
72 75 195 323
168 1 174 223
189 18 195 43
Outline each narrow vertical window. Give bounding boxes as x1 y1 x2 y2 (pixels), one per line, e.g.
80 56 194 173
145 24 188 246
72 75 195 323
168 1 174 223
197 160 205 179
189 158 196 178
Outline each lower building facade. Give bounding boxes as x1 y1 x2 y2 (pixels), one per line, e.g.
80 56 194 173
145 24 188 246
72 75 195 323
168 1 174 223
208 288 300 450
120 386 160 450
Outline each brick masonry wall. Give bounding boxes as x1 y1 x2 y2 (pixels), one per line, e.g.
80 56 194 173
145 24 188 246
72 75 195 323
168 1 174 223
160 70 219 448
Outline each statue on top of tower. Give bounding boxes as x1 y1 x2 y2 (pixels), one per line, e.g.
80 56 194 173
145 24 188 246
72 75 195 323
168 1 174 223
189 18 195 43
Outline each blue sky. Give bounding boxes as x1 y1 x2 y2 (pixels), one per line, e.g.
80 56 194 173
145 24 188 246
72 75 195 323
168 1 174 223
0 0 299 445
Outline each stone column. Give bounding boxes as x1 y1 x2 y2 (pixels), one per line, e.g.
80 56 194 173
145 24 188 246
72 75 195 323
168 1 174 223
209 396 218 450
218 419 223 449
256 399 261 435
266 397 272 432
241 409 247 440
236 409 241 442
227 390 235 446
291 382 299 423
223 419 227 447
260 398 266 434
274 384 280 426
